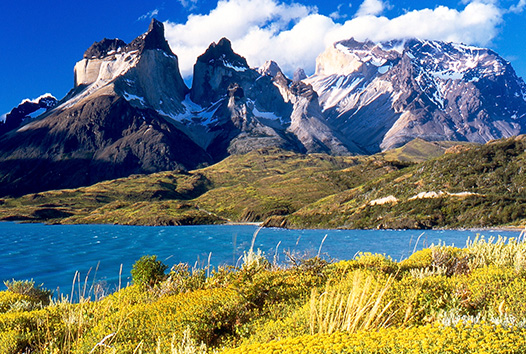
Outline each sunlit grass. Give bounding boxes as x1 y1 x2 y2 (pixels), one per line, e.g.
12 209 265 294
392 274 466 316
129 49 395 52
2 234 526 353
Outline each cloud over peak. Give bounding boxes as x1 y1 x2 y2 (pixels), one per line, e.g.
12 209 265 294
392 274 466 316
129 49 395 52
355 0 388 17
138 9 159 21
164 0 514 79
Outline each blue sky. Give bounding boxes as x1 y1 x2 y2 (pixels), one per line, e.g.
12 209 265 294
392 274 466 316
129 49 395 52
1 0 525 116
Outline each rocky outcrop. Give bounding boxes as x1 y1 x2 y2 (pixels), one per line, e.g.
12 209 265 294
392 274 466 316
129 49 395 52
83 38 127 59
191 38 257 106
0 19 208 197
287 81 359 155
0 94 57 136
3 22 526 197
293 68 307 82
74 19 188 109
126 18 173 54
184 38 355 158
307 38 526 153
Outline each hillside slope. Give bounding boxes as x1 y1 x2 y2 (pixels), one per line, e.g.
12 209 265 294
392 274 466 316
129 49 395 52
268 135 526 229
4 137 525 229
0 147 408 225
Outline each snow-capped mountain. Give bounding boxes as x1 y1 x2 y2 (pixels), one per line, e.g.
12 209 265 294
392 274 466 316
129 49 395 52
1 20 526 196
0 19 210 197
179 38 352 159
0 94 57 135
307 38 526 153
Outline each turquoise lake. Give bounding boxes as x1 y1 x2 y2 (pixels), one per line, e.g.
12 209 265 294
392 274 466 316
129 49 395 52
0 222 521 298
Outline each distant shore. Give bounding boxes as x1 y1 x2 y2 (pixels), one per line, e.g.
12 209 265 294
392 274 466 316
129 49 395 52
224 221 263 226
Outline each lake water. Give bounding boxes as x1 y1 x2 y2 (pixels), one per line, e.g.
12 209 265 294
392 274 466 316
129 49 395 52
0 222 521 298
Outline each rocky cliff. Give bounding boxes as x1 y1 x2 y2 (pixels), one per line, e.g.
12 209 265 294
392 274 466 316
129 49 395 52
1 22 525 197
307 38 526 153
0 20 210 197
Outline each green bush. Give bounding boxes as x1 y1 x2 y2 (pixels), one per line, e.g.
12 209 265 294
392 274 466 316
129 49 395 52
131 255 168 287
3 279 52 305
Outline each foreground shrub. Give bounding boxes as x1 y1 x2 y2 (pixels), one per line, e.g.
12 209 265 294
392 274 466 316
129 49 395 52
2 239 526 354
399 248 433 272
3 279 52 306
0 292 41 313
75 287 243 353
309 270 394 335
221 323 526 354
131 255 168 287
328 253 398 277
465 235 526 271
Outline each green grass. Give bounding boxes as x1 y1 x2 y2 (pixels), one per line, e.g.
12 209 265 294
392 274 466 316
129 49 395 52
282 135 526 229
1 136 525 229
378 138 474 163
2 236 526 353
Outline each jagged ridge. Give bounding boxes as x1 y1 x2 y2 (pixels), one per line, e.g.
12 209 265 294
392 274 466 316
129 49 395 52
1 22 526 197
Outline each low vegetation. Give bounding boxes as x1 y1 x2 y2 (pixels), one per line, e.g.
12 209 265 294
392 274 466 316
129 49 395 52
275 135 526 229
1 136 525 229
2 235 526 353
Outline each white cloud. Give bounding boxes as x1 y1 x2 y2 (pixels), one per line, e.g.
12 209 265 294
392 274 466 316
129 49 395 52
177 0 199 10
138 9 159 21
164 0 506 79
330 2 503 46
509 0 526 13
165 0 314 76
0 113 6 122
330 4 348 20
355 0 387 17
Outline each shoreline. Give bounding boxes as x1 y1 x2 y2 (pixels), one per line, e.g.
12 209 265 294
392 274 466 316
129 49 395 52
0 219 524 232
224 221 263 226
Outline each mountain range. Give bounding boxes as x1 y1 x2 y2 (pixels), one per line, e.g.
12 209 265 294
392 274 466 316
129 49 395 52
0 19 525 197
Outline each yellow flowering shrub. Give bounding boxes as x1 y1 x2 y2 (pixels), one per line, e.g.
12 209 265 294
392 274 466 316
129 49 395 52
75 287 243 353
0 291 38 313
0 329 30 354
328 253 399 276
399 248 433 271
0 303 71 353
3 241 526 354
221 323 526 354
497 276 526 319
459 265 517 315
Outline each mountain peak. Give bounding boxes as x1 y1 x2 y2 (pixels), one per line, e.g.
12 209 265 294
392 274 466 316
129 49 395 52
197 37 249 69
258 60 282 77
191 38 254 105
83 19 173 60
217 37 232 49
308 36 526 153
293 68 307 82
127 18 173 54
84 38 127 59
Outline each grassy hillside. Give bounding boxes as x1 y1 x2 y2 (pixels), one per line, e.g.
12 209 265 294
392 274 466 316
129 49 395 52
377 138 472 163
0 147 404 225
1 137 524 229
274 135 526 229
2 236 526 353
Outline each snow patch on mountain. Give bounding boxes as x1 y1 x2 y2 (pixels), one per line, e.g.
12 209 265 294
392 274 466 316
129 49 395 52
223 60 248 72
307 37 526 153
123 92 146 105
158 95 219 125
252 105 285 124
20 93 56 106
27 108 47 119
